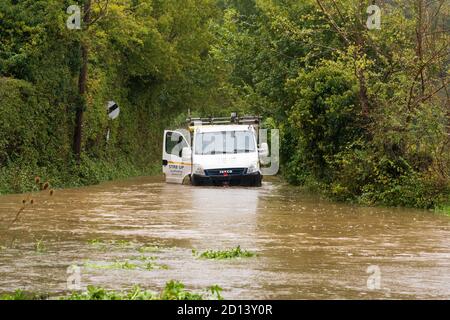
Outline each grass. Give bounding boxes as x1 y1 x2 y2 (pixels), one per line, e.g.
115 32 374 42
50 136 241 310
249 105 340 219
0 281 223 300
435 204 450 216
193 245 256 260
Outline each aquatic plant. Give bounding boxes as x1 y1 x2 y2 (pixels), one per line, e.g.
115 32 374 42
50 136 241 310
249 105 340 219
87 239 137 250
64 285 155 300
131 255 157 262
0 290 49 300
144 262 169 271
34 238 47 253
0 290 28 300
84 260 138 270
160 280 203 300
193 245 256 260
62 281 223 300
208 285 224 300
87 239 104 246
137 245 162 253
84 258 168 271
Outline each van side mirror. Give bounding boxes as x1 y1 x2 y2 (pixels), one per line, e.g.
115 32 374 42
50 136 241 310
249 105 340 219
181 147 192 161
259 143 269 157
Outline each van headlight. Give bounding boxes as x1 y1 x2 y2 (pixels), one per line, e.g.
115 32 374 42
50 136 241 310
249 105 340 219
247 163 259 174
193 164 205 175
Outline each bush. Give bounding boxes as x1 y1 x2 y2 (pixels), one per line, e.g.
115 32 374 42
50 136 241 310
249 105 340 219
285 60 363 182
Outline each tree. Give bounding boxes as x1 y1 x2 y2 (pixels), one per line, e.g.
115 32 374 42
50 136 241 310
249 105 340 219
73 0 110 162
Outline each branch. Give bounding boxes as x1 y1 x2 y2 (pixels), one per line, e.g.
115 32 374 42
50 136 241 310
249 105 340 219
87 0 110 26
406 44 449 109
412 80 448 107
315 0 351 45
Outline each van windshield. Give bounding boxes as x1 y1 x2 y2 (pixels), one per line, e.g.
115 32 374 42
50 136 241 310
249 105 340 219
195 131 256 155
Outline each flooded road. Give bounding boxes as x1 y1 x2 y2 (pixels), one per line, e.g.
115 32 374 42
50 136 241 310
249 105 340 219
0 176 449 299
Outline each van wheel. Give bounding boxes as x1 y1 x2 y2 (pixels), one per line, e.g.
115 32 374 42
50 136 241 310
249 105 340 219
190 175 198 186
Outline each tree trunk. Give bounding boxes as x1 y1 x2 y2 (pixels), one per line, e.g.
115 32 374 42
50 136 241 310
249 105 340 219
416 0 426 95
73 0 91 162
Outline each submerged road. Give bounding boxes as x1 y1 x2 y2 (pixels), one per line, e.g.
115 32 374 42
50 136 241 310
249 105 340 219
0 176 449 299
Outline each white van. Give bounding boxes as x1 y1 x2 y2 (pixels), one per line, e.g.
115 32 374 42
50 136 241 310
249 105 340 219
162 115 268 186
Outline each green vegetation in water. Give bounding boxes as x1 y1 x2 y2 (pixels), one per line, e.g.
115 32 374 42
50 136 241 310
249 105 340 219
193 246 256 260
34 238 46 253
144 262 169 271
63 281 222 300
130 255 157 262
87 240 166 252
64 285 155 300
84 260 138 270
65 281 222 300
0 281 223 300
87 239 133 247
87 239 104 246
137 245 163 253
158 281 223 300
0 290 49 300
84 258 169 271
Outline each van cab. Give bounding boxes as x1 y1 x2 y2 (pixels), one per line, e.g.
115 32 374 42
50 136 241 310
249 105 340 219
162 114 268 187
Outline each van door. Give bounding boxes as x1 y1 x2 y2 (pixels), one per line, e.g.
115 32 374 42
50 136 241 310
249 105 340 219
162 130 192 184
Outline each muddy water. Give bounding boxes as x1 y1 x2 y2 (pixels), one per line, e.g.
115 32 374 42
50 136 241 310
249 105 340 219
0 176 449 299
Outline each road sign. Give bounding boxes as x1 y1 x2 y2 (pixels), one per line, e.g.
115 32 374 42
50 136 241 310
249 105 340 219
107 101 120 120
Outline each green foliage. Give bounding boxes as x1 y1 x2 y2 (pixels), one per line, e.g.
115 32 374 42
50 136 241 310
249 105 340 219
193 245 256 259
0 0 231 194
64 285 156 300
144 262 169 271
63 281 223 300
286 59 362 182
0 0 448 210
84 260 139 270
217 0 449 209
159 280 202 300
87 239 104 246
435 205 450 216
0 290 48 301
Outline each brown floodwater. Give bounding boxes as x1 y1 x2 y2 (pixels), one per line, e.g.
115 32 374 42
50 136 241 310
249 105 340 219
0 176 449 299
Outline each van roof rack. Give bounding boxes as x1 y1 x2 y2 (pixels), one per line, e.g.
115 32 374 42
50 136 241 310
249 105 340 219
187 113 261 126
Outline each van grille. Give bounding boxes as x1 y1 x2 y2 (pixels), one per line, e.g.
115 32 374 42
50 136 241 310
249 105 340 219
204 168 247 176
